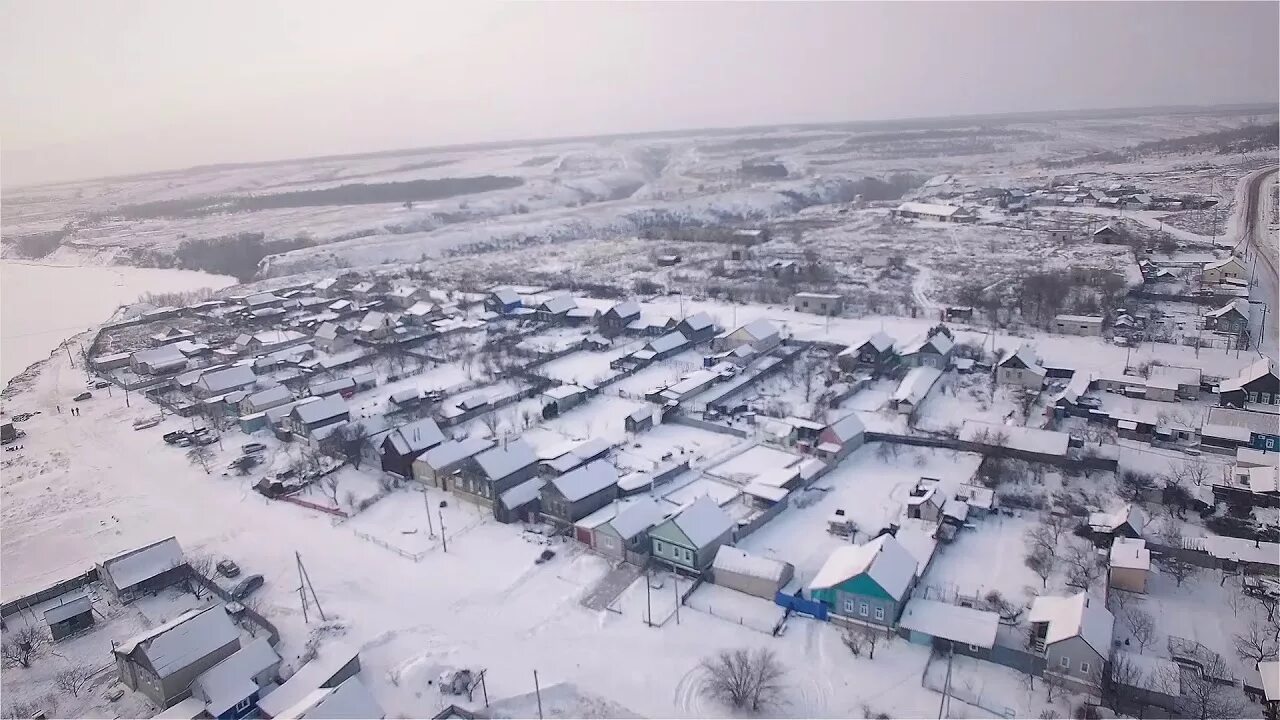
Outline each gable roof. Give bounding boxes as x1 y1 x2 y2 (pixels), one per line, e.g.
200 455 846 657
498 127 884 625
194 637 280 717
197 366 256 394
499 477 546 511
1205 256 1246 271
101 536 185 590
539 295 577 314
824 413 866 443
735 318 778 342
899 599 1000 649
116 605 240 679
607 300 641 320
647 331 689 354
809 534 916 601
897 201 964 217
1219 357 1277 393
314 322 346 341
671 495 735 548
278 675 384 720
1029 592 1114 657
385 418 445 455
1206 299 1250 320
998 345 1045 375
474 440 537 481
43 595 92 625
549 460 618 502
293 395 348 425
856 331 894 353
607 496 675 540
680 312 715 332
244 385 293 409
420 437 494 470
491 287 522 305
712 546 791 583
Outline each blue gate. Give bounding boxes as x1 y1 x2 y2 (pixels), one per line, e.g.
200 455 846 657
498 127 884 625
774 591 829 621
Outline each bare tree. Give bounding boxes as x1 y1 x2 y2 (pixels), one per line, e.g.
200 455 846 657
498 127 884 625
186 444 214 474
1179 650 1244 720
1108 589 1136 616
54 665 93 697
185 555 216 599
699 648 786 712
1044 672 1069 703
843 624 888 660
1156 553 1196 587
1233 621 1279 664
479 412 500 438
1045 513 1073 547
841 625 866 657
317 474 342 507
1063 540 1104 589
1026 524 1058 559
1122 608 1156 653
1026 548 1056 588
1 702 38 720
1 625 47 668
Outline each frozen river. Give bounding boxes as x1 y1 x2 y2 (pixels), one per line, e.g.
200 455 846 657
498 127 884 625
0 260 235 385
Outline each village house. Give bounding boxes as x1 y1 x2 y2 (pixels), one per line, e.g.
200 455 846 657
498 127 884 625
891 366 943 415
1108 537 1151 593
273 675 384 719
624 406 655 433
649 496 736 574
44 596 94 641
236 330 307 355
312 277 339 297
711 546 795 600
634 330 690 363
713 318 781 353
97 537 189 603
1088 503 1146 541
599 301 642 336
411 437 495 490
287 395 349 438
792 292 844 316
898 327 954 369
677 312 717 343
836 332 896 373
587 496 676 562
542 384 587 417
1052 314 1104 337
312 322 353 353
131 345 189 375
1204 406 1280 452
625 313 678 337
151 327 196 345
255 646 365 719
541 438 611 476
1204 299 1251 336
1202 255 1249 284
379 418 446 478
403 300 442 325
454 440 539 509
189 637 281 720
484 287 523 314
535 295 577 323
898 599 1001 661
1148 365 1202 401
1028 593 1114 694
892 201 976 223
1091 224 1122 243
810 534 918 627
385 285 419 308
542 460 620 527
1246 661 1279 716
997 346 1047 389
356 311 400 341
1217 357 1279 408
814 413 866 462
114 605 242 710
905 485 945 522
239 385 294 415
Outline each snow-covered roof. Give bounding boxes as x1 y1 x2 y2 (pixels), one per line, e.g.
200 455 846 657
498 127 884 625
101 537 185 591
474 440 537 480
960 421 1069 457
293 395 348 425
500 477 546 510
671 495 735 548
251 329 305 345
997 345 1044 375
892 366 942 405
899 599 1000 649
539 295 577 314
420 437 494 470
1109 537 1151 571
244 385 293 409
386 418 445 455
404 300 437 317
313 278 337 290
543 384 586 401
1205 406 1276 434
314 322 345 340
257 644 361 718
607 300 641 319
550 460 619 502
1029 592 1114 656
896 201 964 217
43 595 91 625
824 413 866 443
1206 299 1249 319
712 546 791 582
735 318 778 342
894 518 938 574
1259 660 1280 702
1219 357 1277 393
1055 314 1104 325
647 331 689 354
1204 256 1246 271
857 331 894 353
608 497 674 539
810 534 917 601
193 637 280 717
491 287 522 305
388 285 417 298
280 675 384 720
743 482 789 502
681 312 715 331
155 697 208 719
1191 535 1280 567
116 605 240 679
197 366 256 394
942 497 969 522
1088 503 1146 535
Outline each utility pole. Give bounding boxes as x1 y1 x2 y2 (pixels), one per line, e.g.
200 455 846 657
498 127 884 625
296 551 326 622
439 509 448 552
533 670 544 720
645 567 653 627
423 486 435 537
673 579 681 625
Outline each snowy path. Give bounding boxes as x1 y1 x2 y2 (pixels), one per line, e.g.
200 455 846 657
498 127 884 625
908 262 942 314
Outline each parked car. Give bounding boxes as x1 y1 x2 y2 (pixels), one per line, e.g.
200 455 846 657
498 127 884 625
133 416 162 430
93 381 111 389
73 391 92 401
194 434 219 447
217 559 241 578
231 574 264 600
163 430 187 444
242 442 266 455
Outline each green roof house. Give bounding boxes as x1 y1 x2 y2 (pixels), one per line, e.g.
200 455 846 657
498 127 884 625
810 534 919 627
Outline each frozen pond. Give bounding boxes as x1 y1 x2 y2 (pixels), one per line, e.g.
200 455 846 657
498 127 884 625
0 260 235 384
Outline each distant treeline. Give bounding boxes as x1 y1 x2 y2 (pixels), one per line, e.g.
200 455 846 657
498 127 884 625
121 232 318 281
1041 123 1279 168
836 126 1045 149
97 175 525 220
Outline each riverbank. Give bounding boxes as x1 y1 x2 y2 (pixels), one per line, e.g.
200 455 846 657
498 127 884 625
0 260 237 386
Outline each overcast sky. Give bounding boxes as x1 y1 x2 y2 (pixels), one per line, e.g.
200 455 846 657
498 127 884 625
2 1 1277 187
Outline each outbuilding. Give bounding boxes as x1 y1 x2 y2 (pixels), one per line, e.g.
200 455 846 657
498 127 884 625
710 546 794 599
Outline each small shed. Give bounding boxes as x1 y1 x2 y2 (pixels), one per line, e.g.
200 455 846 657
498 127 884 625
711 546 794 600
44 596 94 640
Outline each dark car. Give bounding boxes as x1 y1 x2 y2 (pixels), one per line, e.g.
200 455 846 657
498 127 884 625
93 381 111 389
230 574 264 600
73 391 92 401
217 559 241 578
163 431 187 444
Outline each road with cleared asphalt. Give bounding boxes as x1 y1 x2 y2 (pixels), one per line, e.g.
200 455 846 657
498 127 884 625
1238 165 1278 360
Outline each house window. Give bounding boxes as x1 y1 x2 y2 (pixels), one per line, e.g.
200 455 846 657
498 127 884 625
1249 392 1258 403
234 698 252 713
1059 656 1070 669
968 644 981 653
654 540 665 554
859 602 869 617
844 599 855 613
1262 393 1272 404
1080 661 1090 674
874 607 885 621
